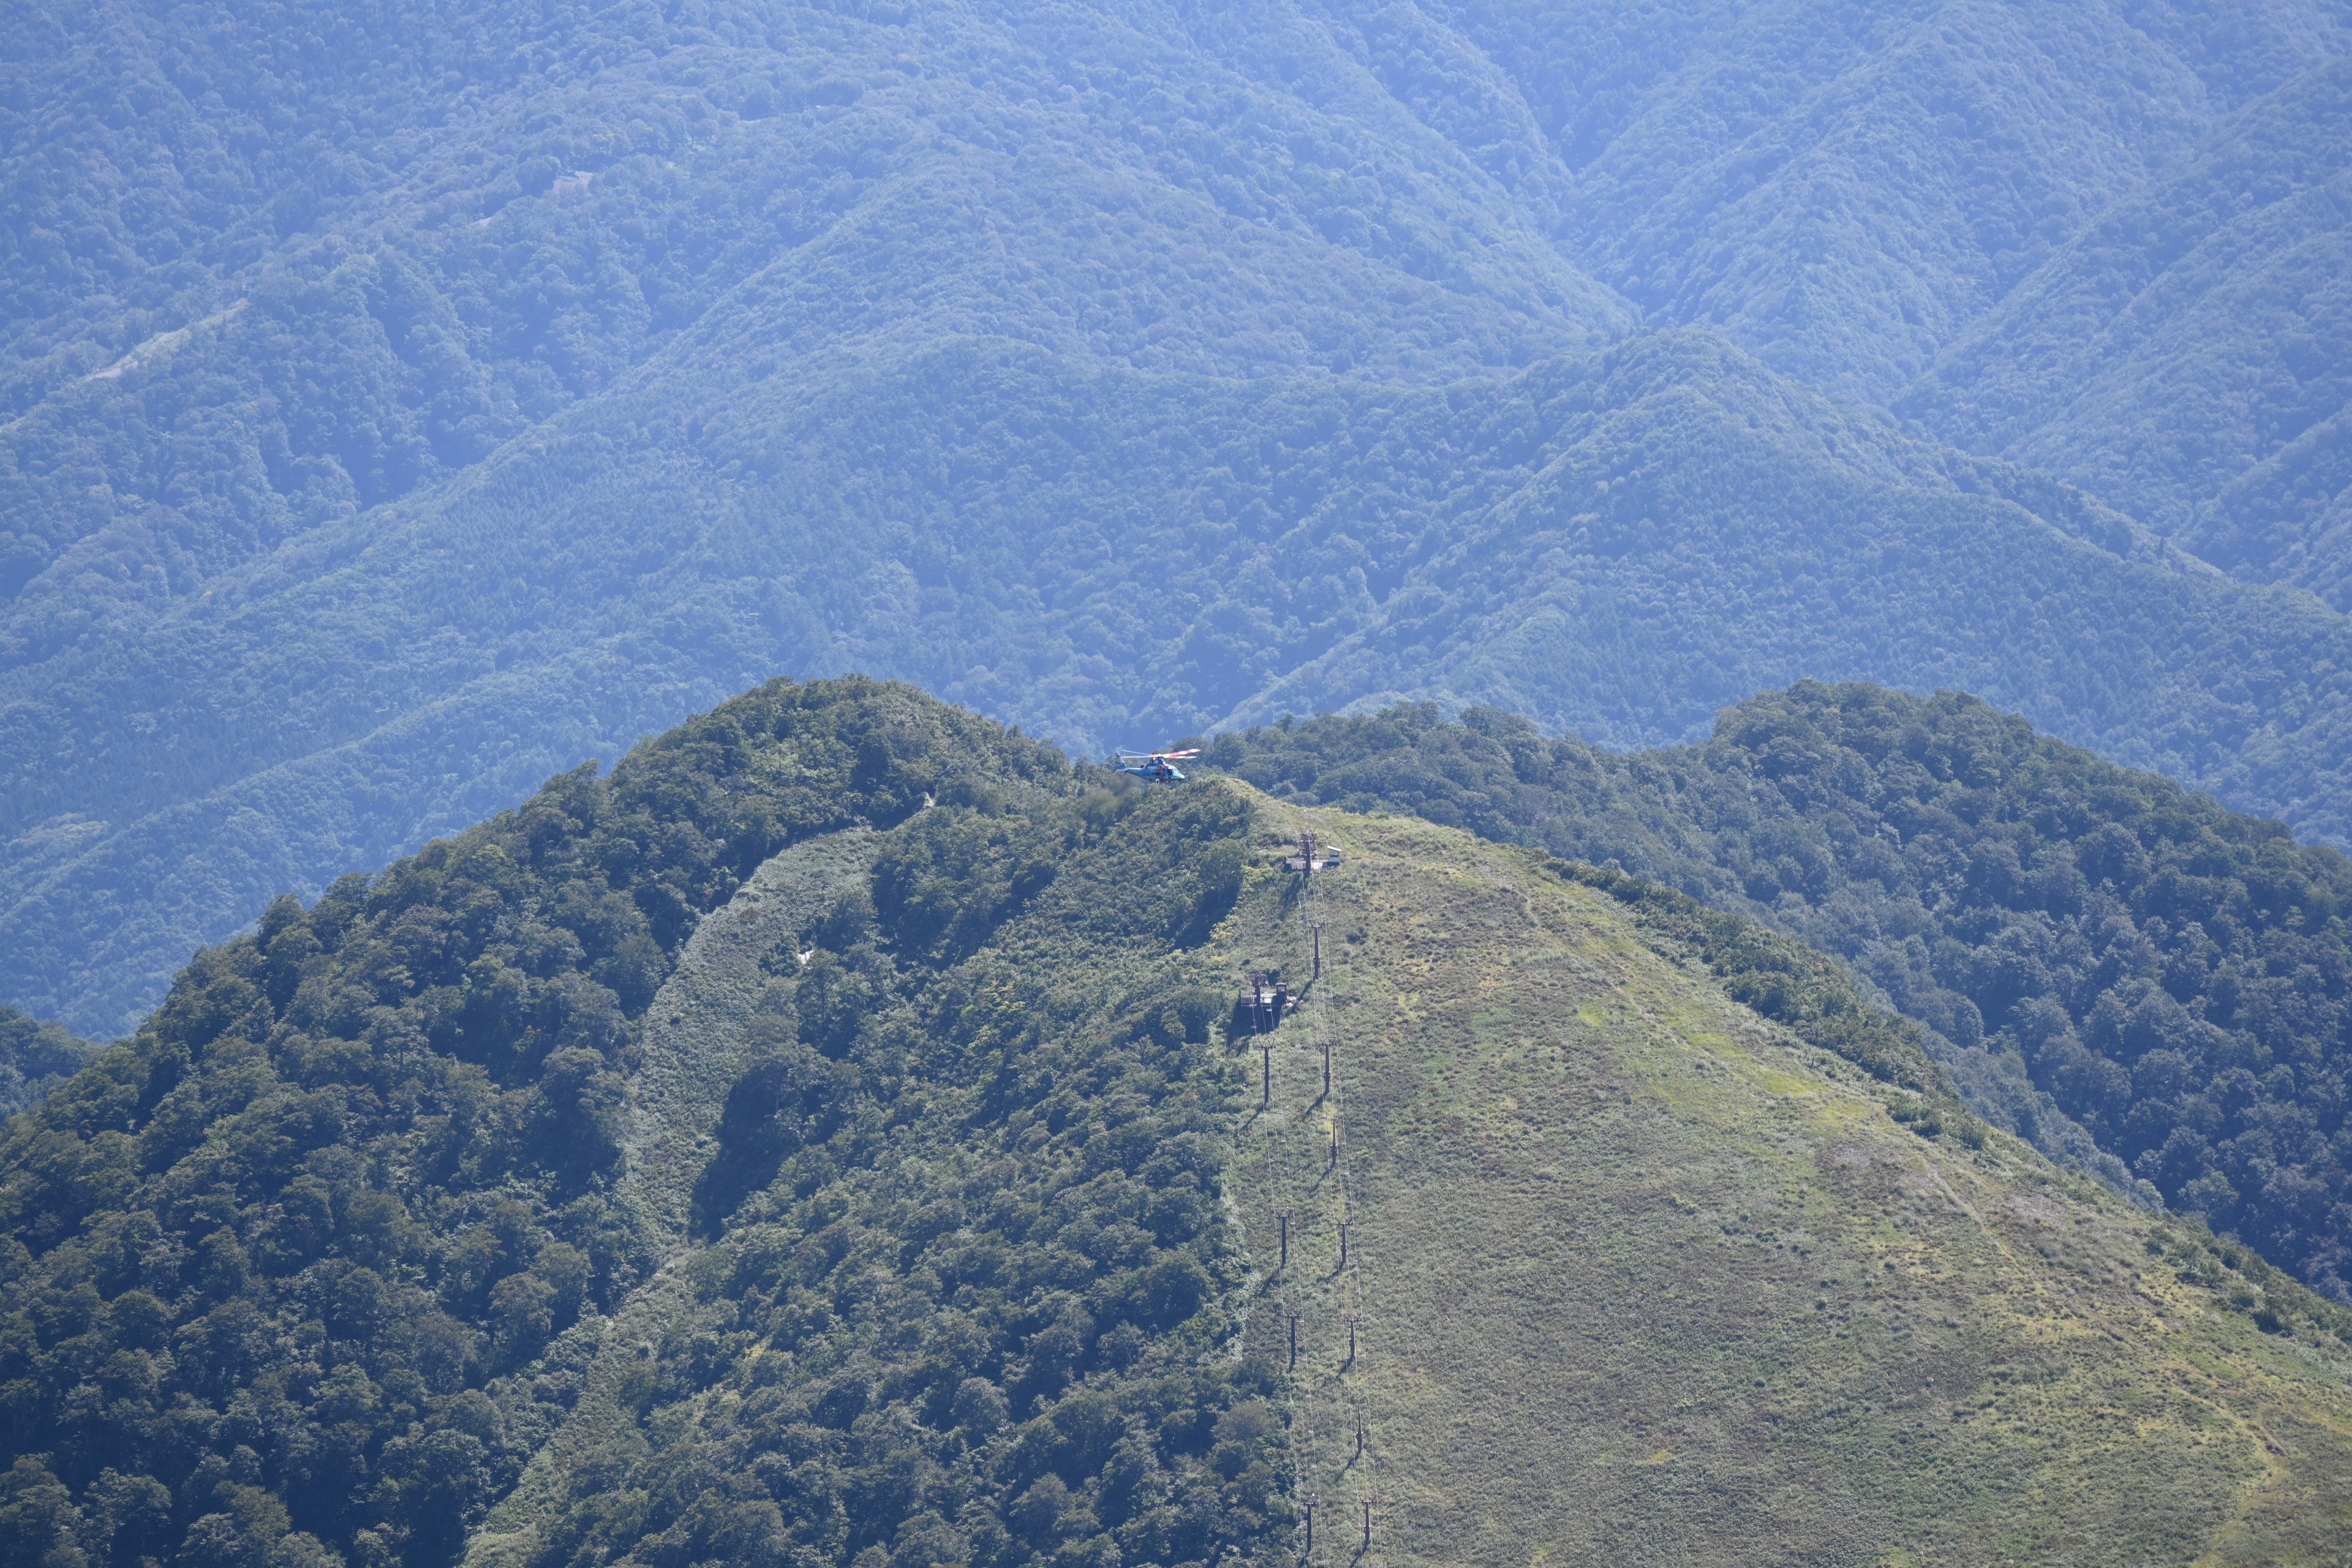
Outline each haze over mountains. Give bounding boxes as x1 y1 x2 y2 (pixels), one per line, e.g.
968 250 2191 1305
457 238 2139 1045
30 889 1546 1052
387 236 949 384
5 0 2352 1040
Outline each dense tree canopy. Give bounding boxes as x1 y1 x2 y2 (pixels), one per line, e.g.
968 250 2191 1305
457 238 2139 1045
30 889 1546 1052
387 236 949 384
6 0 2351 1041
0 679 1284 1568
0 1006 91 1122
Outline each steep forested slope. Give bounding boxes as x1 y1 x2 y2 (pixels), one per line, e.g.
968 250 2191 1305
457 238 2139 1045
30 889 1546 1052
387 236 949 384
20 334 2352 1041
0 678 1284 1568
8 680 2348 1567
1213 684 2352 1304
1904 59 2352 598
7 0 2352 1053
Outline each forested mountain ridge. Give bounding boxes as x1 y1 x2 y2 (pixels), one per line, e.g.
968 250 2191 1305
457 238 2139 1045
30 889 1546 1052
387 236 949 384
7 0 2352 1052
6 677 2351 1568
15 331 2352 1042
1902 58 2352 600
1210 682 2352 1305
0 677 1288 1568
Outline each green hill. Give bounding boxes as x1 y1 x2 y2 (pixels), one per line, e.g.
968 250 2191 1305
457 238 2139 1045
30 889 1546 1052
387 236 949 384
4 678 2350 1567
1212 684 2352 1306
1224 802 2352 1565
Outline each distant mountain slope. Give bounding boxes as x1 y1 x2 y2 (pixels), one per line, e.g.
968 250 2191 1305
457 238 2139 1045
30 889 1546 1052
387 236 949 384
1419 0 2352 401
7 677 2346 1568
21 335 2352 1037
0 0 1630 635
11 0 2339 625
1904 59 2352 600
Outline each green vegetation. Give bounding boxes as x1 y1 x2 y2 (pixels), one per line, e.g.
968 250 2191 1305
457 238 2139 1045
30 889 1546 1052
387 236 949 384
9 679 2352 1566
6 0 2352 1047
1222 799 2352 1564
0 679 1292 1568
1552 861 1953 1106
1212 682 2352 1303
0 1005 91 1121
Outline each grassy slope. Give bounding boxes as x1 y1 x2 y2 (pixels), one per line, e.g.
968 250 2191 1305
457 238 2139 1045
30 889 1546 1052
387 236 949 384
463 828 877 1566
1212 793 2352 1564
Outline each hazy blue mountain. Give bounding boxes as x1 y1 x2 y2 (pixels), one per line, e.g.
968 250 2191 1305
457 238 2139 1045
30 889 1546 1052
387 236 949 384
0 0 1631 625
1415 0 2352 400
6 0 2352 1036
16 334 2352 1038
1905 59 2352 598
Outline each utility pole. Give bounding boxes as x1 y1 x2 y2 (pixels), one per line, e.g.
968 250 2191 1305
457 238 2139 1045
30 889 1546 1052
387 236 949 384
1286 1308 1302 1371
1344 1314 1359 1367
1362 1496 1374 1551
1321 1038 1332 1096
1277 1208 1294 1270
1328 1124 1338 1170
1353 1408 1365 1460
1338 1217 1350 1270
1303 1491 1319 1553
1261 1041 1273 1109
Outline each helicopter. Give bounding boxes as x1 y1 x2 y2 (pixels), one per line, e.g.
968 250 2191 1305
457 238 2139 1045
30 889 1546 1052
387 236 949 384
1114 747 1200 784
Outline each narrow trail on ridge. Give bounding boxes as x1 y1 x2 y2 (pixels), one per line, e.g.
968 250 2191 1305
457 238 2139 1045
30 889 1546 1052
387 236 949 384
463 829 878 1568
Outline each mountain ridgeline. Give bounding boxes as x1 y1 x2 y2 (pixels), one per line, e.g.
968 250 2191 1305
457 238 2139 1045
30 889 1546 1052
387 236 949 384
5 0 2352 1041
1210 684 2352 1305
0 679 1280 1568
6 679 2351 1568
